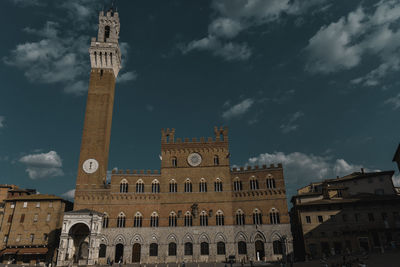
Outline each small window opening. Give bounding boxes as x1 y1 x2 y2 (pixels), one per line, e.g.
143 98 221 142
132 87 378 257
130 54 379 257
104 26 110 42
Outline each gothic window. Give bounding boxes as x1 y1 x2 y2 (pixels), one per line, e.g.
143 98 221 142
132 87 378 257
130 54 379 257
172 157 177 167
250 177 259 190
152 180 160 193
169 179 177 193
184 211 193 227
270 208 280 224
200 242 209 255
117 212 126 228
233 178 243 191
199 178 207 192
149 243 158 256
169 212 177 227
214 178 223 192
238 241 247 255
136 179 144 193
104 25 110 42
200 211 208 226
184 179 192 193
99 244 107 258
120 179 128 193
236 210 245 225
168 242 177 256
102 213 109 228
273 240 283 255
134 212 143 228
253 209 263 225
266 177 276 189
214 155 219 165
217 241 226 255
216 210 224 226
184 242 193 255
150 212 159 227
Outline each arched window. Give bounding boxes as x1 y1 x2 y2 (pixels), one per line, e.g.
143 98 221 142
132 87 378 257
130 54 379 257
168 242 177 256
253 209 263 225
238 241 247 254
266 177 276 189
234 178 242 191
102 213 109 228
149 243 158 256
199 178 207 192
172 157 177 167
136 179 144 193
250 177 259 190
169 179 177 193
134 212 142 228
169 211 177 227
270 208 280 224
120 179 128 193
216 210 224 226
117 212 126 228
184 179 192 193
104 25 110 42
236 210 245 225
184 211 192 227
217 241 226 255
184 242 193 255
214 155 219 165
273 240 283 255
152 180 160 193
99 244 107 258
150 212 159 227
200 242 209 255
214 178 223 192
200 211 208 226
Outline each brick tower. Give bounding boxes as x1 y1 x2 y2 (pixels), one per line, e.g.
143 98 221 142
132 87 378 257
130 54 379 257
74 8 121 207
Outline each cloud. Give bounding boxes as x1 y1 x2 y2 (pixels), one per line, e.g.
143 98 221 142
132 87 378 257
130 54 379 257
307 1 400 85
117 71 138 83
0 116 5 128
280 111 304 134
10 0 43 7
385 93 400 110
19 151 64 179
64 80 88 95
246 151 366 199
222 98 254 120
182 0 327 60
62 189 75 200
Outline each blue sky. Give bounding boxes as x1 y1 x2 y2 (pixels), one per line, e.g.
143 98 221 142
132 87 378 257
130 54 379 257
0 0 399 202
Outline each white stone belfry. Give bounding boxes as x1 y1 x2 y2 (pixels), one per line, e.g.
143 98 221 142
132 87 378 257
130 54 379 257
89 8 122 77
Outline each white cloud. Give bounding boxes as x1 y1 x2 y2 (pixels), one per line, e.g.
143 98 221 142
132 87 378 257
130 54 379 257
385 93 400 110
280 111 304 134
62 189 75 200
222 98 254 119
64 80 88 95
0 116 5 128
19 151 64 179
117 71 138 83
208 18 243 38
307 1 400 85
246 151 366 198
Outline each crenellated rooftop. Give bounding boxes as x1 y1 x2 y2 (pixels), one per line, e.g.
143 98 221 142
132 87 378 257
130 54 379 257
231 163 283 173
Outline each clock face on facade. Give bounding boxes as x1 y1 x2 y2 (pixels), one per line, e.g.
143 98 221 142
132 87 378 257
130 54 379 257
82 159 99 174
187 153 202 167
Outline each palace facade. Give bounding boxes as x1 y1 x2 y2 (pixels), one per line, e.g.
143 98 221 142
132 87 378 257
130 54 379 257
56 7 292 266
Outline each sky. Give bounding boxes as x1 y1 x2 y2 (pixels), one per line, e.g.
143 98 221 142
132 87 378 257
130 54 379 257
0 0 399 203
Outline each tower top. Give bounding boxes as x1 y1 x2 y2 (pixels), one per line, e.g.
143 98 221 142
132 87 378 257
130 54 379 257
88 7 122 77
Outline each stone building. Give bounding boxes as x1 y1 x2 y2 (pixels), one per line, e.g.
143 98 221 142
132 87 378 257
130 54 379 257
56 7 292 266
290 170 400 261
0 194 72 264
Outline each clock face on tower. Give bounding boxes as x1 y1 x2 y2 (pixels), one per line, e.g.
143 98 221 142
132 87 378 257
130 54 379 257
82 159 99 174
187 153 202 167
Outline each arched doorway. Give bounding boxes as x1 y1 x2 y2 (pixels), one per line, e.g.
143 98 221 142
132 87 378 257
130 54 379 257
132 243 141 263
255 240 265 261
68 223 90 263
115 243 124 263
